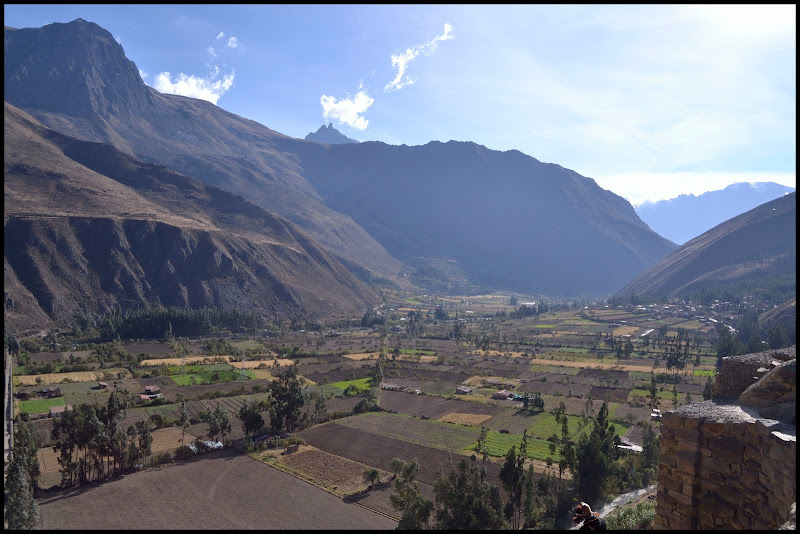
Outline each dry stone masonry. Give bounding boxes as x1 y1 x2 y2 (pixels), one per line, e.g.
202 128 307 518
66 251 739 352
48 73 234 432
654 347 796 530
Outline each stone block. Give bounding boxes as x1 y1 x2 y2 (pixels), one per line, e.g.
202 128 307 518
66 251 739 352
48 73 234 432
710 436 745 453
680 481 700 497
713 448 743 464
702 455 732 475
670 490 697 506
660 473 682 492
677 450 700 465
700 494 736 518
677 439 701 453
702 421 728 436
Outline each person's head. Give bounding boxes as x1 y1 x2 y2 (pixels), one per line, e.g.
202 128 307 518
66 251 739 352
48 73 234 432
573 502 593 522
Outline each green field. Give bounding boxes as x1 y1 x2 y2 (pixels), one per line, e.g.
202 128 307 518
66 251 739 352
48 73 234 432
525 412 587 440
327 377 374 394
693 369 717 377
551 347 589 353
171 369 254 386
532 324 557 328
19 396 65 415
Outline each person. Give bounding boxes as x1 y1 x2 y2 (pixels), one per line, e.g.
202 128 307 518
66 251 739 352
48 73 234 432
573 502 607 531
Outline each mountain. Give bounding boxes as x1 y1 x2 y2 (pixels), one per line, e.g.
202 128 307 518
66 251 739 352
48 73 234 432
305 123 359 144
3 102 378 332
5 19 677 297
614 193 796 301
292 140 677 295
636 182 796 245
4 19 405 289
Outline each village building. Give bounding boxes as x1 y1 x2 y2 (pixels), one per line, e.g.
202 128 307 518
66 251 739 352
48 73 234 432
455 386 473 395
492 389 514 400
49 405 73 418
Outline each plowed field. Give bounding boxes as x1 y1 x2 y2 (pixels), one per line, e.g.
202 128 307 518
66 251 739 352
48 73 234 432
38 449 397 529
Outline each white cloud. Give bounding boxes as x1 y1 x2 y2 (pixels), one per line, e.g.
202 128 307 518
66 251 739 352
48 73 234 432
227 36 239 48
138 69 148 80
216 31 225 40
320 91 375 130
385 23 454 91
153 71 235 105
207 46 217 60
593 171 797 206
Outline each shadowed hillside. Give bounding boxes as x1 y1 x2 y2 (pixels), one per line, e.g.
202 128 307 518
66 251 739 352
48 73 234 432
4 103 378 332
615 193 796 301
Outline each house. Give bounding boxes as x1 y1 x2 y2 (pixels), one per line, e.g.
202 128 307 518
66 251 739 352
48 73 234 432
97 382 108 389
49 405 73 418
456 386 473 395
144 385 161 395
380 382 401 391
492 389 514 400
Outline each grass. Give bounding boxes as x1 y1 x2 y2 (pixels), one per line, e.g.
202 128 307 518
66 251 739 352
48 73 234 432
551 347 589 353
693 369 717 377
525 412 587 440
19 396 65 414
328 377 374 393
478 430 557 461
171 369 254 386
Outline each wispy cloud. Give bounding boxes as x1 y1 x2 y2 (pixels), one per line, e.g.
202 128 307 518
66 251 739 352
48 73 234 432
320 91 375 130
149 32 242 105
385 23 454 92
138 69 148 80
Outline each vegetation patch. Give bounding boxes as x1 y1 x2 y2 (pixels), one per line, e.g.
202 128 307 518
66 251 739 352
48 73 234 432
19 396 65 415
328 377 373 394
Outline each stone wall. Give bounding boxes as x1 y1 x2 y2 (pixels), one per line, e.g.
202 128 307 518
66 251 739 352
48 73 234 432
654 348 796 530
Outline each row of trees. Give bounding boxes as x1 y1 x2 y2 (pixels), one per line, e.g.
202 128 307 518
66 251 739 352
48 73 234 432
5 418 42 529
98 305 265 342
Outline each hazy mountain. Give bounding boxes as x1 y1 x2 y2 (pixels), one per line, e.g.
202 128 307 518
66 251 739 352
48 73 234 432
615 193 796 301
305 123 359 144
292 140 677 295
4 19 405 289
4 102 378 331
5 18 677 297
636 182 796 245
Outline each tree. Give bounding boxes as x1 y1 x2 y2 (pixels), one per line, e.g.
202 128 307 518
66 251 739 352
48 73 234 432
576 401 620 504
5 450 39 529
768 326 787 349
239 400 265 438
269 365 305 433
702 375 714 401
474 426 489 461
433 455 505 530
362 467 381 487
389 458 433 530
135 421 153 469
178 398 190 445
648 372 660 412
640 423 660 471
548 403 576 488
671 384 679 409
500 430 530 529
746 333 764 354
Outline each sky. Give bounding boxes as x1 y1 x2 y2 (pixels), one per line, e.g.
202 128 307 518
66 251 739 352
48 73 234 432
4 4 796 205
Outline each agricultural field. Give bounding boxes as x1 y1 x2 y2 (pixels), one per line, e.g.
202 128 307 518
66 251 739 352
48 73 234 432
11 291 727 528
37 449 397 529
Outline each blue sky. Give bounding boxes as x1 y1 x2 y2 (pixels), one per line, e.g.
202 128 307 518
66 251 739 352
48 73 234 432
4 4 796 205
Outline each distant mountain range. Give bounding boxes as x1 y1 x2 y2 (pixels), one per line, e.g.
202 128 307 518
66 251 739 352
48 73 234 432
305 123 359 144
615 193 796 301
636 182 795 245
4 18 683 328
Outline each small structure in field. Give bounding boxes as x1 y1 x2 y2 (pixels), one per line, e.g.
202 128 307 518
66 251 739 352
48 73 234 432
41 387 61 398
97 382 108 389
456 386 473 395
492 389 514 400
380 382 401 391
49 405 73 418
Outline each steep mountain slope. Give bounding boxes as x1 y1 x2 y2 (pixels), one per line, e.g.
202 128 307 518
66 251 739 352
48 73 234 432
5 18 677 296
615 193 796 300
292 140 677 295
4 19 405 288
4 102 378 332
305 123 359 144
636 182 796 245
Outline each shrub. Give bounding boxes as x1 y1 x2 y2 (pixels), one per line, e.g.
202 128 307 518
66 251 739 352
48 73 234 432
153 452 173 466
174 445 194 460
605 499 656 530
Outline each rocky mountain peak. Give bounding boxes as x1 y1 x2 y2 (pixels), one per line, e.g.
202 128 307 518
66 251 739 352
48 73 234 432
4 18 152 121
305 123 359 144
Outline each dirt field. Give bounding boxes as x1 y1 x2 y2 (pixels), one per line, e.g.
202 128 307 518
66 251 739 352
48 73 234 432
438 412 493 426
37 449 397 529
527 358 653 372
15 370 130 386
270 445 392 496
379 389 501 419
